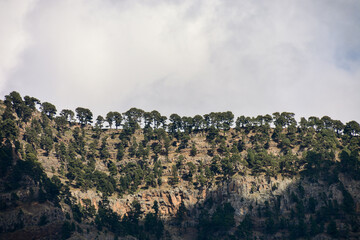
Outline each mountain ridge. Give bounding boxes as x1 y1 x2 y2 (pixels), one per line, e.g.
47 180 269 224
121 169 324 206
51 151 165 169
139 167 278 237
0 91 359 239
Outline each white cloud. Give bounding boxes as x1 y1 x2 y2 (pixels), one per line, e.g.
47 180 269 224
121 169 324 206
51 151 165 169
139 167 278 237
0 0 36 92
1 0 359 122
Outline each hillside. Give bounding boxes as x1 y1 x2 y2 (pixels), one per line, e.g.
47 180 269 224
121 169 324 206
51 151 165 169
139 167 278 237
0 91 360 240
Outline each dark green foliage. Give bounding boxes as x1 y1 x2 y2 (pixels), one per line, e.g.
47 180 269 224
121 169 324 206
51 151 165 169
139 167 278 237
236 139 245 152
308 197 317 213
144 172 156 188
123 108 144 134
246 149 278 175
100 137 110 159
206 127 219 142
7 91 24 117
1 118 19 140
265 215 276 234
212 203 235 231
144 201 164 238
221 157 234 178
150 141 161 156
40 134 53 155
0 141 13 177
24 126 39 147
122 200 143 235
190 143 197 156
95 115 105 129
71 127 86 155
177 132 190 150
197 202 235 239
235 214 253 239
309 216 321 236
327 220 338 237
342 187 355 214
95 199 151 238
41 102 57 119
169 164 179 186
119 162 146 193
3 149 61 206
108 161 117 176
183 161 196 182
24 95 40 110
197 210 212 239
305 150 322 171
210 155 221 175
339 149 360 178
2 91 360 240
116 143 125 161
344 120 360 136
60 109 75 122
38 188 47 203
289 218 307 238
61 221 75 239
55 115 68 132
71 204 83 223
82 199 96 218
153 160 163 178
93 171 116 195
176 201 187 223
75 107 93 125
38 214 48 226
106 111 123 129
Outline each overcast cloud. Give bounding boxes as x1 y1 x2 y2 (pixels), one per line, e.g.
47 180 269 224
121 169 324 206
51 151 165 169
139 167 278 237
0 0 359 122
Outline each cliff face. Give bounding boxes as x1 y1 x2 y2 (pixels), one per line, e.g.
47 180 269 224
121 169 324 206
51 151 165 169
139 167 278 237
0 202 64 240
0 157 65 240
1 95 360 239
3 170 360 239
70 175 296 219
70 170 360 239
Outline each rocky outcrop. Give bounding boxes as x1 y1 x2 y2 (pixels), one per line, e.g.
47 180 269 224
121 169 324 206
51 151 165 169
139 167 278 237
70 175 296 220
0 201 64 238
72 172 360 229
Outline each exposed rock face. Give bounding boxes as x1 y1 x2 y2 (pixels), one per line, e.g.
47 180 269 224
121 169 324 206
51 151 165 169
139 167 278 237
72 186 201 217
72 172 360 231
4 170 359 239
1 92 360 239
0 202 64 239
72 189 102 211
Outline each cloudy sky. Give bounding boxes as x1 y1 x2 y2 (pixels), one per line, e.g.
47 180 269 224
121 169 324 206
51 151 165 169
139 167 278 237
1 0 359 122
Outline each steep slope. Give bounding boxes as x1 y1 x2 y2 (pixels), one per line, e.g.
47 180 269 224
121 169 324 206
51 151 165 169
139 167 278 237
0 91 360 239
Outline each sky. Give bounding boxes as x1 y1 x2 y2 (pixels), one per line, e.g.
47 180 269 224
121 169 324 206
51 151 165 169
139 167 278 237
1 0 359 123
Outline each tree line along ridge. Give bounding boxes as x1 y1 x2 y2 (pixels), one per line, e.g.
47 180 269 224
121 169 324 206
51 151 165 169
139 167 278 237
0 90 360 239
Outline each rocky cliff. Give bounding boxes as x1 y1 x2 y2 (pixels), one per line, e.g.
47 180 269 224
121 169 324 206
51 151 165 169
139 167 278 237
1 92 360 239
